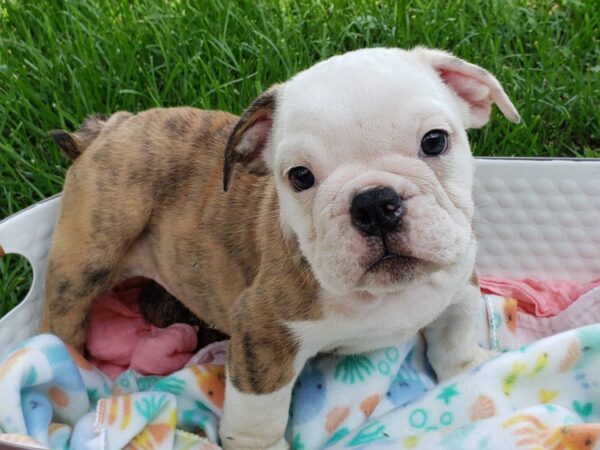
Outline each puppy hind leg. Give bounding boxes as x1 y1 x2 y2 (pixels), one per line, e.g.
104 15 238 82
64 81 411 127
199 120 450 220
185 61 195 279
43 252 117 351
42 190 151 351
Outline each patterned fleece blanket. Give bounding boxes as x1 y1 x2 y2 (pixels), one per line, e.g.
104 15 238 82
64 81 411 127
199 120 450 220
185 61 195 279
1 293 600 450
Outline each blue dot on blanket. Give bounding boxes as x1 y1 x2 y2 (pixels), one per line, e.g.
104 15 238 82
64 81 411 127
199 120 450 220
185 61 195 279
290 361 326 424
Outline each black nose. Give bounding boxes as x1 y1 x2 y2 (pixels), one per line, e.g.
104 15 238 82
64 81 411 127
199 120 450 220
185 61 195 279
350 187 403 237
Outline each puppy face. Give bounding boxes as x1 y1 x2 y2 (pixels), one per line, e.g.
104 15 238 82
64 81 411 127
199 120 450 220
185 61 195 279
225 47 519 296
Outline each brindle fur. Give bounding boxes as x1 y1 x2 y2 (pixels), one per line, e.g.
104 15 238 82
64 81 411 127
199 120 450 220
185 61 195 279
41 107 322 394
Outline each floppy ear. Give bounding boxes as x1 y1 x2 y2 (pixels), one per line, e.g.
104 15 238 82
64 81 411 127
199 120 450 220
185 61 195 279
412 47 520 128
223 86 280 191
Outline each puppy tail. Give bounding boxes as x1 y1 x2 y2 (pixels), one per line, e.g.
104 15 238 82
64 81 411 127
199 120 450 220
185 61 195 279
49 113 108 161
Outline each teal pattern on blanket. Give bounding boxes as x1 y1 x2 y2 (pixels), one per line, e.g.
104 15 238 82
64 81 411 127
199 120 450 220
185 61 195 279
153 376 186 396
334 355 376 384
135 394 169 420
0 299 600 449
345 421 387 446
327 324 600 448
574 325 600 370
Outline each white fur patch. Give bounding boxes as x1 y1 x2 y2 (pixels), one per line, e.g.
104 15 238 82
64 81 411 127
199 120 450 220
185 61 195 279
289 243 476 358
220 379 294 450
266 48 482 296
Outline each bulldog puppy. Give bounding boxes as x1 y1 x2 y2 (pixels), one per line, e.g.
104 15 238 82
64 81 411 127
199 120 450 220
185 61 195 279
41 47 519 449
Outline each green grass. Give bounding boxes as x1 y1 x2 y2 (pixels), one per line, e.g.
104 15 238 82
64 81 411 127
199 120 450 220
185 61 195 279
0 0 599 316
0 254 31 316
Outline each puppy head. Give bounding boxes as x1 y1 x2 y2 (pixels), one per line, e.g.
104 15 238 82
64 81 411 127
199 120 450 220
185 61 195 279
224 47 519 296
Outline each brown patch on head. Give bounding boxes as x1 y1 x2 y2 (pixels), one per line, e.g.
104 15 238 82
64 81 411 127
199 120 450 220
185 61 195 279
223 85 281 191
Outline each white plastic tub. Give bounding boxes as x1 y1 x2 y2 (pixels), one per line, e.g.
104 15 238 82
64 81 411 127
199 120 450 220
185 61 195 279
1 158 599 351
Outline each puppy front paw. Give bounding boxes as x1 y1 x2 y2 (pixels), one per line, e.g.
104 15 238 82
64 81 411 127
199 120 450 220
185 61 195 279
219 372 294 450
469 347 499 367
433 347 498 381
221 437 289 450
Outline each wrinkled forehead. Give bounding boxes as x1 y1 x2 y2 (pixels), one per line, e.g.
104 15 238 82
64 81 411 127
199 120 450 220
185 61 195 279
277 49 452 136
273 49 459 168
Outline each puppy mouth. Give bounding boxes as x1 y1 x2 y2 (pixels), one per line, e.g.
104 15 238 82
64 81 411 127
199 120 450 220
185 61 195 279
365 252 418 274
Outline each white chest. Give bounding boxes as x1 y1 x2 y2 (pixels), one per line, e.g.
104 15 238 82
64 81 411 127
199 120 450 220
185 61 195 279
289 277 459 360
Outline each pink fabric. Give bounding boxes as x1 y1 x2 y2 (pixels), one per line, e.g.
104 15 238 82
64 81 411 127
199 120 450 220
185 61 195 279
86 278 198 379
478 276 600 318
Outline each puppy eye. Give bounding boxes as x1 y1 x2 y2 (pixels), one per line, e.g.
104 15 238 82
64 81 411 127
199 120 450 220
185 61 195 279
288 166 315 191
420 129 448 156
